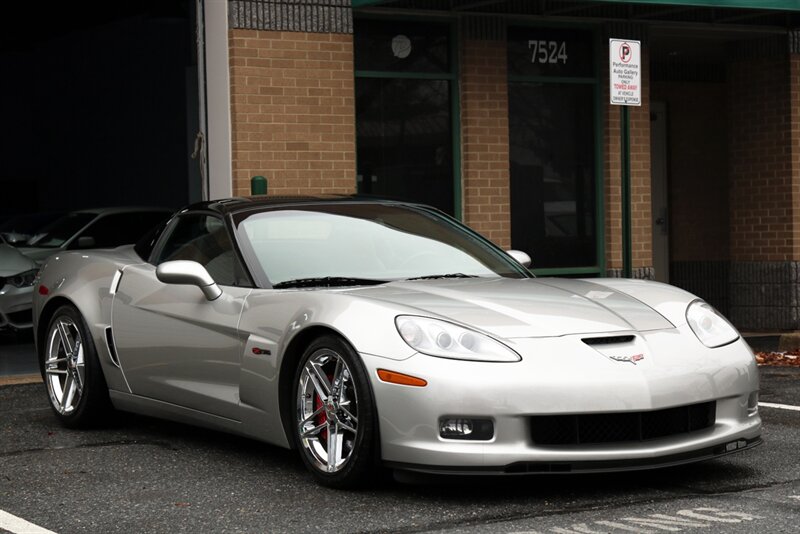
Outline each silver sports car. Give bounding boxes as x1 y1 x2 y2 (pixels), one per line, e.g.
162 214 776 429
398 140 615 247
32 198 761 488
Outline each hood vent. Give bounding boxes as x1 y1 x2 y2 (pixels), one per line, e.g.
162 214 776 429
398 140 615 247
582 335 635 346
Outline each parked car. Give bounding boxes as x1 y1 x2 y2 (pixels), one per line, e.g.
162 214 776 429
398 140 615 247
0 212 65 246
0 234 39 330
2 207 171 331
32 197 761 488
21 207 172 264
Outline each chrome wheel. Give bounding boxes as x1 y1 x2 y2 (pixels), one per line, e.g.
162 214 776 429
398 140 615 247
296 348 360 474
45 316 85 415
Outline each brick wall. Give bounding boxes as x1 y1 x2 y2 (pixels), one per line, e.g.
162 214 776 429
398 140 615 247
728 56 798 262
651 82 729 262
228 29 356 197
603 44 652 272
460 39 511 248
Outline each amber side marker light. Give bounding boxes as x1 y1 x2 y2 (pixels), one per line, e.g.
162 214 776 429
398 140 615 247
377 369 427 387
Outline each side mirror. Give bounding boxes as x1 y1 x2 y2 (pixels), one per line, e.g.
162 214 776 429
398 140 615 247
76 236 96 249
156 260 222 301
505 249 532 268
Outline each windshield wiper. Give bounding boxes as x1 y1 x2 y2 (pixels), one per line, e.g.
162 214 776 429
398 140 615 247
272 277 388 289
407 273 478 281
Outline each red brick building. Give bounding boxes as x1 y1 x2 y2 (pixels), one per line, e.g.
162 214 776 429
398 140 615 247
201 0 800 331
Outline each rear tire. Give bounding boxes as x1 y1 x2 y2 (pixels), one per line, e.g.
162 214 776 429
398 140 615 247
292 335 378 489
41 305 113 428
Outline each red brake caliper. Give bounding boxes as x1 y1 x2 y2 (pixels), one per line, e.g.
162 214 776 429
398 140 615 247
314 393 328 443
314 373 335 443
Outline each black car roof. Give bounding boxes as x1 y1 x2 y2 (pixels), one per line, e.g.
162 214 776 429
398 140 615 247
183 195 420 216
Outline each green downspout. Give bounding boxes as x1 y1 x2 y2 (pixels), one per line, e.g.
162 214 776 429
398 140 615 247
621 106 632 278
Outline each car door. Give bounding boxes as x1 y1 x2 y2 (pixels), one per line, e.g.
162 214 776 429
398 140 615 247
111 212 251 421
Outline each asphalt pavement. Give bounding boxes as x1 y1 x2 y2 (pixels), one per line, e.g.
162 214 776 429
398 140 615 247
0 339 797 533
0 331 37 378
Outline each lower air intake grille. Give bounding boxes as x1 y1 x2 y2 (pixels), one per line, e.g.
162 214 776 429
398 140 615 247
531 401 716 445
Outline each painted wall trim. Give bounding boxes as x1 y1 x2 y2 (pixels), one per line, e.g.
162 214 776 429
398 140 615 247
592 0 800 11
353 0 800 11
205 0 233 200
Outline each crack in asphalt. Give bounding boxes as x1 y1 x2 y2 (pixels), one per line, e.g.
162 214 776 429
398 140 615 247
0 439 180 458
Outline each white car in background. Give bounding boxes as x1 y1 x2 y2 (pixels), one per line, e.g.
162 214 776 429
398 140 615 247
1 207 170 331
0 212 65 247
0 234 39 330
20 207 172 264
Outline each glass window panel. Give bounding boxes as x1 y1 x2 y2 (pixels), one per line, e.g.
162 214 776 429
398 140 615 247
356 78 454 215
509 83 596 268
507 27 594 78
155 214 244 286
354 20 450 73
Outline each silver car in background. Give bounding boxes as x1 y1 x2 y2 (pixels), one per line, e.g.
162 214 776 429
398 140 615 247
32 198 761 488
1 207 170 331
0 234 38 330
20 207 171 264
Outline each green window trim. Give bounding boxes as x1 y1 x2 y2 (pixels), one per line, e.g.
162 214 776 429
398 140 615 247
591 0 800 11
533 266 604 276
353 0 800 11
354 70 457 81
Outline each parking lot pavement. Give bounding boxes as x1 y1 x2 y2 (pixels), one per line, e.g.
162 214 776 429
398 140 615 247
0 331 38 379
0 367 797 534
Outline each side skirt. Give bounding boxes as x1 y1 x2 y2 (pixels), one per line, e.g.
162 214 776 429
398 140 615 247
109 389 290 449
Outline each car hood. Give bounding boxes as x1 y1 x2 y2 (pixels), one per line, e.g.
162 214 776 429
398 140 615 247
17 246 61 264
0 244 38 276
351 277 674 339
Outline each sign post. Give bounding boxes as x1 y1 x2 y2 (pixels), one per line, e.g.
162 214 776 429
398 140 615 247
609 39 641 279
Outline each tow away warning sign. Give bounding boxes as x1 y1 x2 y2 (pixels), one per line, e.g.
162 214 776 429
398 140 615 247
610 39 641 106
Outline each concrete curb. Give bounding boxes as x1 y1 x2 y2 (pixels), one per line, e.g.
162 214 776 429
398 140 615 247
743 333 800 352
0 374 42 387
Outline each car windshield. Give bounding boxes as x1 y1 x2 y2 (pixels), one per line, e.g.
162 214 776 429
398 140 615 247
235 203 528 287
26 213 96 248
0 212 65 245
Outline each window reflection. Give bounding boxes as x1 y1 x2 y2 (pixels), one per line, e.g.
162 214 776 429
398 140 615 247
509 83 596 267
356 78 454 215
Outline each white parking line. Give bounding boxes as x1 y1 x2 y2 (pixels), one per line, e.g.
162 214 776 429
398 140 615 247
758 402 800 412
0 509 56 534
508 507 763 534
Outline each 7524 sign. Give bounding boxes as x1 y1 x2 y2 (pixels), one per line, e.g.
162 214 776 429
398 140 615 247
528 40 568 64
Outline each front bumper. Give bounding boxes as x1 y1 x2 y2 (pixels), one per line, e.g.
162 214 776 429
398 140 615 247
360 327 761 472
0 284 34 330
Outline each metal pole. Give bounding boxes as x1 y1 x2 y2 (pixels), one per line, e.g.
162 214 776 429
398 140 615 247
621 105 632 278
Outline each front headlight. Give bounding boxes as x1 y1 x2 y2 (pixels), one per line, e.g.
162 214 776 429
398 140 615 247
8 269 39 288
395 315 521 362
686 300 739 348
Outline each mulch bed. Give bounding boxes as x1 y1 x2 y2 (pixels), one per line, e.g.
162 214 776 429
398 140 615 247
755 350 800 367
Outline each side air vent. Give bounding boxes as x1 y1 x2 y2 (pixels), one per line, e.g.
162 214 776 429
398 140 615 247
582 335 635 346
104 326 121 368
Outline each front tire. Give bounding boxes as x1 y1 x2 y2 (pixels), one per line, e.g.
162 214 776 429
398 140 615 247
292 335 378 488
41 305 112 428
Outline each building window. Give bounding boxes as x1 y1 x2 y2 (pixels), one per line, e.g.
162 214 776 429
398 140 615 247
507 27 600 272
354 19 457 216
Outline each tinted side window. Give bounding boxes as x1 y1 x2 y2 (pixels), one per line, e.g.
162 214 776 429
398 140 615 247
154 214 244 286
